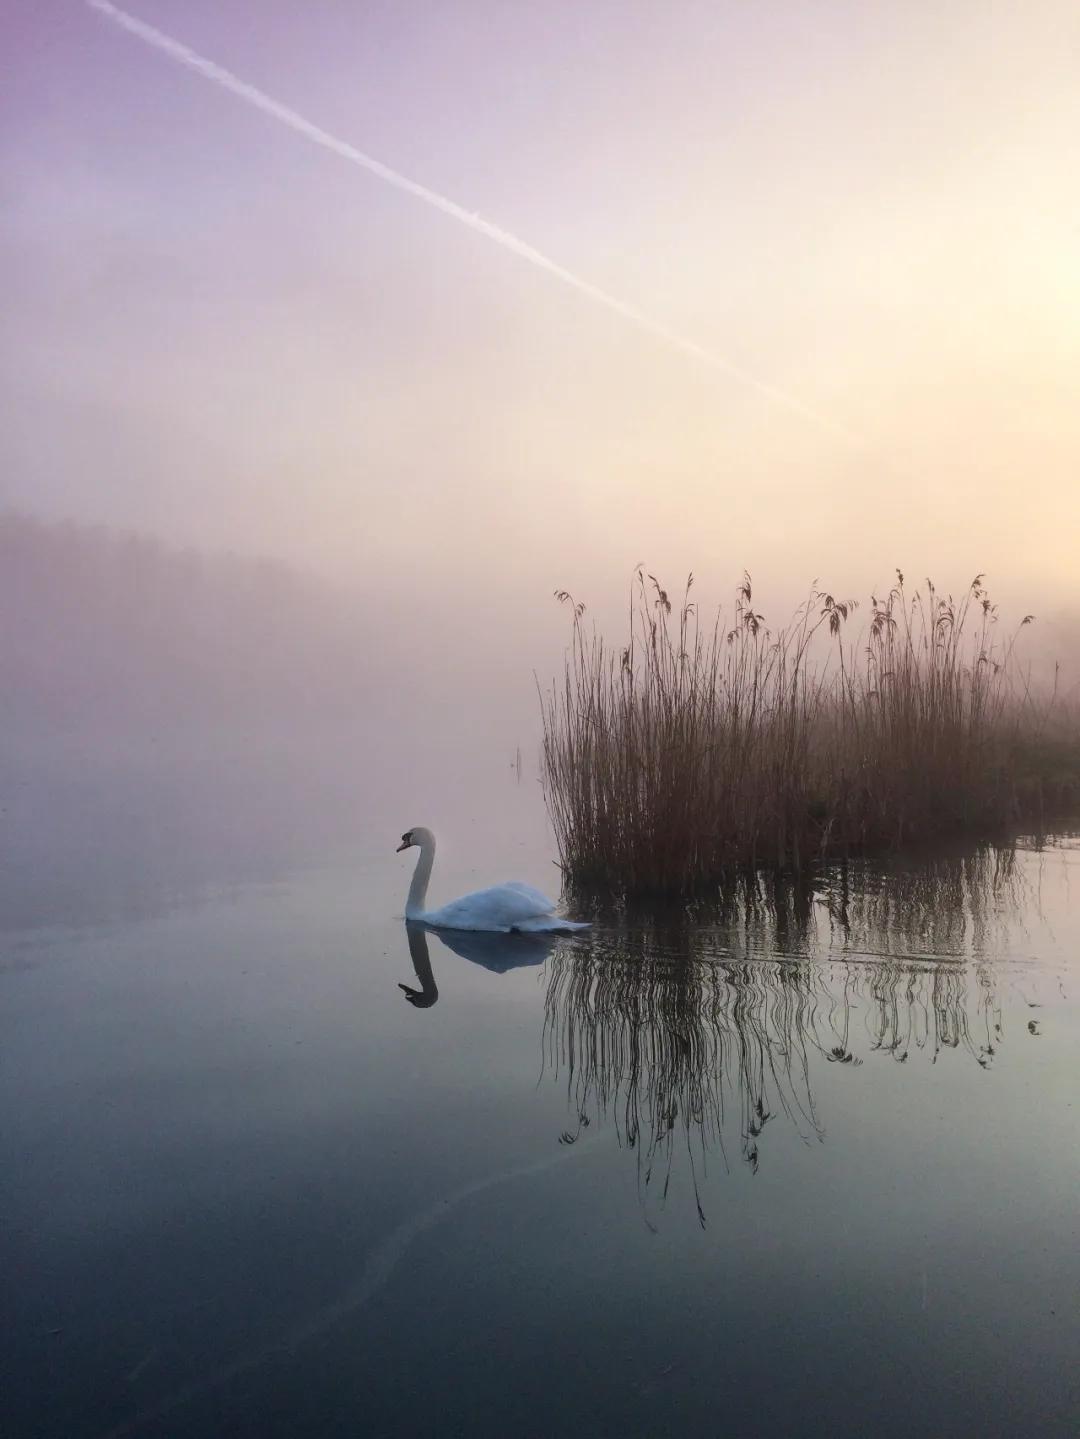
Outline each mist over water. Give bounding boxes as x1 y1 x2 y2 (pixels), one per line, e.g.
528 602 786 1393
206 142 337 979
4 3 1080 1435
3 510 1069 935
0 512 555 930
3 494 1078 1439
2 520 1078 1436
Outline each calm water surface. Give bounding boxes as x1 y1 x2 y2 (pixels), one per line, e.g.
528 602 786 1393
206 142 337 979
3 798 1079 1438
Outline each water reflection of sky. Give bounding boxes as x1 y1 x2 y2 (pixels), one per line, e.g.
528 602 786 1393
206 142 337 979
3 832 1078 1438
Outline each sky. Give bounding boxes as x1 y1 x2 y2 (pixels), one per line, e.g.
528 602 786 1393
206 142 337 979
3 0 1080 632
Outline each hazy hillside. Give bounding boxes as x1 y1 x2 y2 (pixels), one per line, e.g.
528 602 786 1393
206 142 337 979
0 512 374 742
0 513 384 925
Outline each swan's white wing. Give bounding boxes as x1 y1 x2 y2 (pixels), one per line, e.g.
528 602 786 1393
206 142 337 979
500 884 590 931
422 881 556 932
503 881 558 910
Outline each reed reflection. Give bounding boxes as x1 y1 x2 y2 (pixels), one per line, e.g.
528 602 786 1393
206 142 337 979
545 846 1025 1224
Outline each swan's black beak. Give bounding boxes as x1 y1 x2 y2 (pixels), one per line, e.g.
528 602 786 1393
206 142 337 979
396 839 411 852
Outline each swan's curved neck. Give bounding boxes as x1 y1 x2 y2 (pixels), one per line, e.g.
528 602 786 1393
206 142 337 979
405 837 435 918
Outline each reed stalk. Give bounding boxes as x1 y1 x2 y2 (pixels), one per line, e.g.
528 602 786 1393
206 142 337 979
541 570 1078 896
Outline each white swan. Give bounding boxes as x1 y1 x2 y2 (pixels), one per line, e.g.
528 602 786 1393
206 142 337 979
396 827 589 933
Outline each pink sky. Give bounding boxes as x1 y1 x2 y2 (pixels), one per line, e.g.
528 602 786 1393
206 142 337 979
3 0 1079 627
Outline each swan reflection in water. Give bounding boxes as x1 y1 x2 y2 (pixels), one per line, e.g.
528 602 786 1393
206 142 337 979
400 925 440 1008
400 921 560 1006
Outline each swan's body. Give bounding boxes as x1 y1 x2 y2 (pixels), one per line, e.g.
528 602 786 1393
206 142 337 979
397 827 588 934
418 881 568 933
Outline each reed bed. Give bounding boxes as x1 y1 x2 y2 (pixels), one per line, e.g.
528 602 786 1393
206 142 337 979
541 569 1077 896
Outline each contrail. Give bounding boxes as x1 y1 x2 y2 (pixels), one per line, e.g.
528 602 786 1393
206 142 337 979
87 0 858 444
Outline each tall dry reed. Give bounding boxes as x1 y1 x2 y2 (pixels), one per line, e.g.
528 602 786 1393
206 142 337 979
541 569 1073 895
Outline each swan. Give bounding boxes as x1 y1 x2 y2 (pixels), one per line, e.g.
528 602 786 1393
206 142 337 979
396 827 589 933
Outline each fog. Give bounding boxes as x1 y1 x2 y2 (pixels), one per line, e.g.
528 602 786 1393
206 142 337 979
6 2 1080 589
3 2 1079 921
0 513 553 927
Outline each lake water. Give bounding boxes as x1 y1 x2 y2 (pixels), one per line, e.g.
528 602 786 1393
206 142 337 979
3 789 1079 1438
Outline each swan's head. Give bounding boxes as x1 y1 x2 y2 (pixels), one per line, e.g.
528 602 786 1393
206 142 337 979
396 826 434 853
